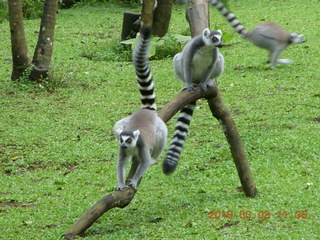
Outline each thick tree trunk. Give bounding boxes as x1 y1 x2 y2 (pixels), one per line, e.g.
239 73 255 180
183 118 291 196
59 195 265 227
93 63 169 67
186 0 210 36
8 0 30 81
30 0 58 81
140 0 155 28
152 0 174 37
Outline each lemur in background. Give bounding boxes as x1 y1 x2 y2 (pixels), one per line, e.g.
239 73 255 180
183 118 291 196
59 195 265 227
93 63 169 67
173 28 224 93
114 27 167 190
209 0 306 69
163 28 225 175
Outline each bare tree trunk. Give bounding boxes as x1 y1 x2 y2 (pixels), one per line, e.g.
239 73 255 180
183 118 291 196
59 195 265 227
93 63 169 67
152 0 174 37
30 0 58 81
140 0 155 28
8 0 30 81
186 0 210 36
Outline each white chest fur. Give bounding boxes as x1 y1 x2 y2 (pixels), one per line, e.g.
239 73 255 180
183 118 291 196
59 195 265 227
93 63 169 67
191 47 215 83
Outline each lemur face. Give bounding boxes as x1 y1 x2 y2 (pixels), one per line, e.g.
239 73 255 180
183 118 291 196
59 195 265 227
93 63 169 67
202 28 223 48
289 33 306 44
118 130 140 149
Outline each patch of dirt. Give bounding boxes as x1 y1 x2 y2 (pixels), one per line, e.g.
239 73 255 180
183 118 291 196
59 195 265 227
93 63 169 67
313 117 320 122
0 200 35 208
3 162 49 176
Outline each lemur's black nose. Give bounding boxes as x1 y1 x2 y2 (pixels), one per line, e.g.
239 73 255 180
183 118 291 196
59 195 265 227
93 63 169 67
216 43 224 48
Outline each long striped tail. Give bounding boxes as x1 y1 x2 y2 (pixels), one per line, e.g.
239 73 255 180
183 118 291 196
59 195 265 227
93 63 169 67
208 0 249 39
132 27 156 111
162 102 196 175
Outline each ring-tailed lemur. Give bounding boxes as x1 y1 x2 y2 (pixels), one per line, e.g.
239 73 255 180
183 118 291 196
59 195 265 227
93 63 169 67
173 28 224 93
209 0 306 69
162 29 224 175
114 27 167 190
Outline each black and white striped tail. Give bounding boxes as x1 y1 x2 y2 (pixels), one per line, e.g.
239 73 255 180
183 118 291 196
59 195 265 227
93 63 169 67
162 102 196 175
132 27 156 111
209 0 249 38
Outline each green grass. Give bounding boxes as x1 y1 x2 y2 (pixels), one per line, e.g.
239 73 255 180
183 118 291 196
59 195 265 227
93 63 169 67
0 0 319 239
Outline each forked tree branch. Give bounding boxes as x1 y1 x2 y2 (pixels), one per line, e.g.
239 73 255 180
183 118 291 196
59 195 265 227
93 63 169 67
62 87 205 239
62 86 257 239
63 0 257 237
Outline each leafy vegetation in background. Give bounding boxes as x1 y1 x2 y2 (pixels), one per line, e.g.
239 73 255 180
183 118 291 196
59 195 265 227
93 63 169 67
0 0 319 239
0 1 7 21
0 0 119 21
0 0 45 21
21 0 44 19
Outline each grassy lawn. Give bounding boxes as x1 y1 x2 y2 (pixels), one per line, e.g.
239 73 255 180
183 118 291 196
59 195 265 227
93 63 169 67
0 0 319 239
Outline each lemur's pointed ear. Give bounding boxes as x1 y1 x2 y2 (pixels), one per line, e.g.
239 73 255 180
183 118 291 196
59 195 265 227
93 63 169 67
203 28 211 38
116 128 123 136
133 130 140 138
217 29 223 36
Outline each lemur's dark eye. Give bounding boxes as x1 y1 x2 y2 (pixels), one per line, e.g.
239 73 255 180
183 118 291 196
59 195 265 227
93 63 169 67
212 36 219 42
126 138 132 144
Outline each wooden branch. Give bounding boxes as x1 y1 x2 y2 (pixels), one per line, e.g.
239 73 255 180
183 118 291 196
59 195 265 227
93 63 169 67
158 86 216 122
62 87 211 239
63 0 256 238
206 89 258 197
62 85 257 239
62 158 140 239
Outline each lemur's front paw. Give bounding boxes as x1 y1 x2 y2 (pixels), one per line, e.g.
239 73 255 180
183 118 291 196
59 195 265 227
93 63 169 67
115 184 129 191
186 86 195 93
200 82 208 93
206 80 215 88
128 179 138 190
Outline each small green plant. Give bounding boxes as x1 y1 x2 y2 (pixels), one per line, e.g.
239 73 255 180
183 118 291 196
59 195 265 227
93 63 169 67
5 65 67 94
80 39 132 62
